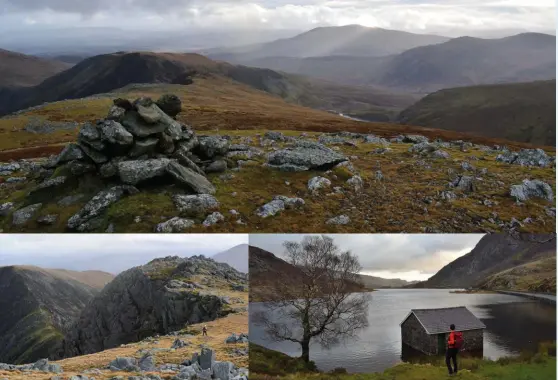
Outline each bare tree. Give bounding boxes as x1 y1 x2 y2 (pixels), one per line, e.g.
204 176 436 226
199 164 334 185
252 235 371 363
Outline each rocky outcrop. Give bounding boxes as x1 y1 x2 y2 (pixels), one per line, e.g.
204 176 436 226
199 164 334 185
64 256 248 357
267 140 347 171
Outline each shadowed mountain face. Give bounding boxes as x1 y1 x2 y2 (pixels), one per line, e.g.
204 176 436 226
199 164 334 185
0 49 71 87
0 51 416 118
0 266 113 364
64 255 247 357
416 234 556 289
228 33 555 94
397 80 556 146
205 25 449 59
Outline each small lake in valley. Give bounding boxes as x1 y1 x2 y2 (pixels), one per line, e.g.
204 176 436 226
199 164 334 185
250 289 556 373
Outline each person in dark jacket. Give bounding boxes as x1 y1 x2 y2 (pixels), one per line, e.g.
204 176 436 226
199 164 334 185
446 324 459 375
202 325 208 336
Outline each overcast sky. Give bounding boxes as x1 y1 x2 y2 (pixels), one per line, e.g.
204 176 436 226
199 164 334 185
0 0 554 36
0 234 248 274
250 234 485 281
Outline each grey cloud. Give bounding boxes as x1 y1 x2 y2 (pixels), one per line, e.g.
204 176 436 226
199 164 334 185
249 234 484 274
0 234 248 274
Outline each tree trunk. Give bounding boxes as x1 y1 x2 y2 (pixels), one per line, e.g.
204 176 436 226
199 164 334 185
301 338 311 363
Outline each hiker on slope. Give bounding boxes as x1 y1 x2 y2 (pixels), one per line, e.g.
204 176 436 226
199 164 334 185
446 324 464 376
202 325 208 336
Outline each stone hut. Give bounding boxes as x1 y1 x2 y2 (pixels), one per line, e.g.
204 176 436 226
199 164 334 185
400 306 485 355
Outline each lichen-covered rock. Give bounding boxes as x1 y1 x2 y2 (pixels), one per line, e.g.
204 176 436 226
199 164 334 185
199 348 215 370
138 353 156 371
264 131 286 141
496 148 553 167
326 215 350 225
510 179 554 202
173 194 220 215
432 150 450 159
155 217 195 233
0 202 14 217
256 196 304 218
268 141 347 171
166 162 216 194
308 176 331 192
121 110 167 138
108 357 141 372
203 212 225 227
12 203 42 225
67 186 138 230
196 136 230 159
100 120 134 146
205 160 228 174
129 137 159 158
118 159 171 185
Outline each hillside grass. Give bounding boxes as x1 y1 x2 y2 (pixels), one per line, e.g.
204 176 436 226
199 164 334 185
0 79 553 159
0 306 248 380
1 127 555 233
251 343 556 380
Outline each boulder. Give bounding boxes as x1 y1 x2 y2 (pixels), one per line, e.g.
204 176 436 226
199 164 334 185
108 357 140 372
107 105 126 121
308 176 331 192
118 159 171 185
199 348 215 370
326 215 350 225
67 186 138 230
100 120 134 146
12 203 42 225
56 143 85 164
203 212 225 227
129 137 159 157
166 161 216 194
79 143 109 164
0 202 14 217
268 141 347 170
205 160 228 174
212 361 234 380
157 94 182 118
138 353 156 371
155 217 195 233
121 110 167 138
510 180 554 202
346 176 364 191
173 194 220 215
197 136 230 159
453 176 476 193
256 196 304 218
496 148 553 167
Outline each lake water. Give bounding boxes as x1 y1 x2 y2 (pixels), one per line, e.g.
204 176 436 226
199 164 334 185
250 289 556 373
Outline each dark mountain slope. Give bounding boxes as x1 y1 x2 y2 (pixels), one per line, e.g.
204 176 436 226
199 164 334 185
64 255 247 357
231 33 555 95
206 25 449 60
0 49 70 87
0 51 417 119
249 245 411 301
0 266 112 364
397 80 556 145
417 234 556 289
377 33 556 92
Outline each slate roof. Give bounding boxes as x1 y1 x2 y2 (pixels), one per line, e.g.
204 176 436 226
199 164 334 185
400 306 486 335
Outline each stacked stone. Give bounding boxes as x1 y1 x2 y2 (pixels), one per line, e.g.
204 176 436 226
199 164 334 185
47 94 230 195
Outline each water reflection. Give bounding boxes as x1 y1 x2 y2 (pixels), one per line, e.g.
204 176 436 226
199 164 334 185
250 289 556 373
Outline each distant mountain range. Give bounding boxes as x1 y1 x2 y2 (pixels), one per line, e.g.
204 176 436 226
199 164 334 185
219 32 555 94
204 25 450 59
413 234 556 292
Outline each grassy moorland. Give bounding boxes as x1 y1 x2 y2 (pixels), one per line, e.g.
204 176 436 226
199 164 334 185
0 80 555 233
250 343 557 380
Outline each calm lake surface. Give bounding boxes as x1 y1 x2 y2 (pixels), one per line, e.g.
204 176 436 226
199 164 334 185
250 289 556 373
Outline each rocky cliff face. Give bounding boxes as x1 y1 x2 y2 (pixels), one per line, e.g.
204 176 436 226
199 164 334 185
64 255 247 356
419 233 556 288
0 266 111 364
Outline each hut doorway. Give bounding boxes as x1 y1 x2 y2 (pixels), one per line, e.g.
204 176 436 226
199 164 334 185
437 334 446 353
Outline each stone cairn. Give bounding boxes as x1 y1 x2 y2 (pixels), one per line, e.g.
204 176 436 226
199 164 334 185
36 94 232 231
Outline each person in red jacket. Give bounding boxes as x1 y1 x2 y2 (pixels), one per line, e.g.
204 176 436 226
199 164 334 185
446 324 459 375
